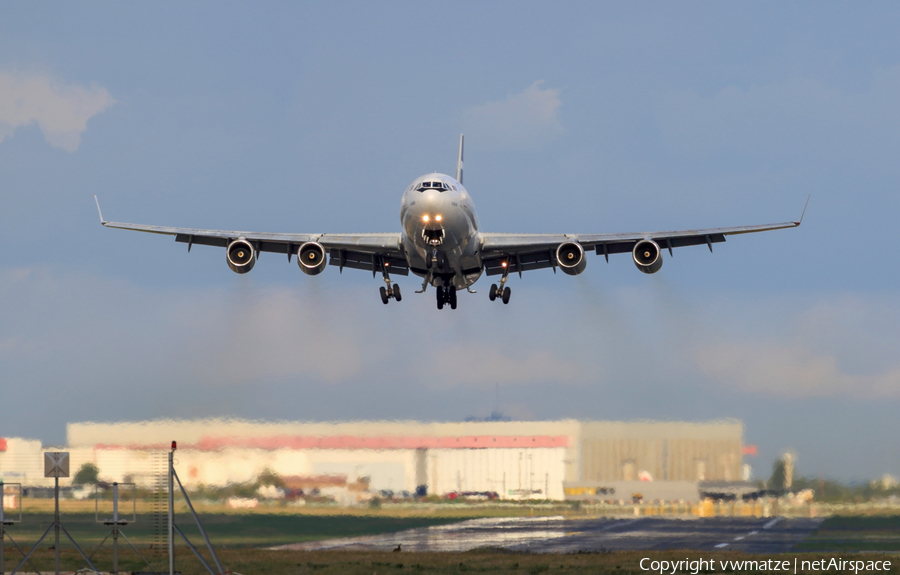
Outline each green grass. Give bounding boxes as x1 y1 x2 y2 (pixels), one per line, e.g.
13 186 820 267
794 515 900 552
1 513 469 574
3 512 464 547
6 548 900 575
5 512 900 573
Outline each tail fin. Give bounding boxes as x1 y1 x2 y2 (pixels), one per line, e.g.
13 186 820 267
456 134 464 184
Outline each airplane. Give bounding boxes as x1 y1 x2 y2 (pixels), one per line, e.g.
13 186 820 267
96 135 806 310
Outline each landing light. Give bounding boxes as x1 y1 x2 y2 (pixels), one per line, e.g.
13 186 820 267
501 262 508 268
423 215 430 222
435 215 442 222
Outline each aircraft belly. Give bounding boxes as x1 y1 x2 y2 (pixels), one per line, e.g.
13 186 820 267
401 231 482 288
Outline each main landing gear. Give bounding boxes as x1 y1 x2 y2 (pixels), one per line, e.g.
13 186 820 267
379 262 401 304
488 266 511 304
436 285 457 310
379 283 401 304
488 284 511 304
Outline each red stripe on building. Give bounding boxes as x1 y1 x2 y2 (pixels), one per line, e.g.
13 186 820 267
0 438 7 452
93 443 173 451
95 435 568 451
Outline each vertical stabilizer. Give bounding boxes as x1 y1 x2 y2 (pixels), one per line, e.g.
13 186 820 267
456 134 464 184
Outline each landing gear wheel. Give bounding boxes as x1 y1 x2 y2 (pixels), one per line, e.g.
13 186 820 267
501 286 511 304
436 288 444 310
489 284 498 301
393 283 402 302
379 286 389 304
449 288 457 310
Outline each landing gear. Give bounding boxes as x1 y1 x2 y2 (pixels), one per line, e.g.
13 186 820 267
378 260 401 304
435 285 457 310
421 249 459 310
488 267 512 305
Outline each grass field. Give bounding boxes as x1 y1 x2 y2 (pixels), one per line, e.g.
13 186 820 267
3 511 899 574
795 515 900 552
2 512 464 547
6 547 899 575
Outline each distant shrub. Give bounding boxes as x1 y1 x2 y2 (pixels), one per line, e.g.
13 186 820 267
72 463 100 486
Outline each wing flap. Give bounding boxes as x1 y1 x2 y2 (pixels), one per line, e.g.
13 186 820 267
483 249 557 276
328 249 409 276
593 233 727 257
174 233 229 249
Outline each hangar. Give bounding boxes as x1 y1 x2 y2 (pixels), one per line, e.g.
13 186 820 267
0 419 745 502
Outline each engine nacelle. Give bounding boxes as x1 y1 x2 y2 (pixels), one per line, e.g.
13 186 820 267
633 239 663 274
226 238 256 274
556 241 587 276
297 242 327 276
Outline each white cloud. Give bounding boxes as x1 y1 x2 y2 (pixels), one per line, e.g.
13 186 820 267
690 291 900 399
0 71 115 151
461 81 564 150
696 342 900 399
169 285 365 385
0 266 365 388
4 264 900 424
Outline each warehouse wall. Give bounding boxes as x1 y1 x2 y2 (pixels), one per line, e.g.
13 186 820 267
428 447 566 500
57 419 745 496
579 421 743 482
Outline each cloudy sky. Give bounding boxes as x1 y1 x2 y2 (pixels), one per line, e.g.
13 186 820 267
1 2 899 482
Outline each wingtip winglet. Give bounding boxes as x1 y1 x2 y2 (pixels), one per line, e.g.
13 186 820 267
94 195 107 225
795 195 810 226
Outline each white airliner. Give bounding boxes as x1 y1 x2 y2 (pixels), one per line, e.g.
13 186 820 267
97 136 805 310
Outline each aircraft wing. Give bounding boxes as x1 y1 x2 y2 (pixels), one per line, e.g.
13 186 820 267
100 220 409 275
479 219 801 277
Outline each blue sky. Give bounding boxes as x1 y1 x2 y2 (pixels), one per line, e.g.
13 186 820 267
1 2 899 482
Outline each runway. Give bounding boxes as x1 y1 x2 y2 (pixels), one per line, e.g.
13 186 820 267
273 515 825 554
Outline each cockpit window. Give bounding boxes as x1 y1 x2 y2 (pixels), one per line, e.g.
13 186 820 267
416 181 448 192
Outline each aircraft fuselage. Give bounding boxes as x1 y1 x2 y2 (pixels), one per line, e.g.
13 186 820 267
400 173 483 290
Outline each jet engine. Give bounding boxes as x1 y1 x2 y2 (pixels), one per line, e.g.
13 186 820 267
226 238 256 274
633 238 663 274
556 241 587 276
297 242 327 275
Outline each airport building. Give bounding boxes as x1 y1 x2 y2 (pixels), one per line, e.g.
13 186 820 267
1 418 745 502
